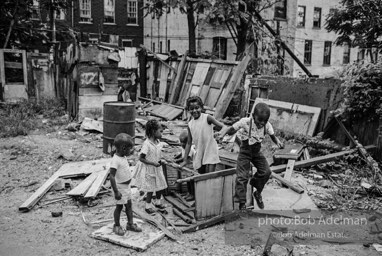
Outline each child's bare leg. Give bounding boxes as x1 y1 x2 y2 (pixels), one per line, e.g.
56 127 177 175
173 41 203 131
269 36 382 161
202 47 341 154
206 164 216 173
145 192 156 214
125 200 133 224
114 204 123 226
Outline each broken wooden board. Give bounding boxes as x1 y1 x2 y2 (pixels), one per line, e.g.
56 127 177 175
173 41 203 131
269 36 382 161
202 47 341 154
84 169 110 198
80 117 103 133
164 196 194 220
182 211 240 233
255 98 321 136
19 158 110 212
90 219 164 251
66 171 99 196
270 145 375 174
283 160 295 181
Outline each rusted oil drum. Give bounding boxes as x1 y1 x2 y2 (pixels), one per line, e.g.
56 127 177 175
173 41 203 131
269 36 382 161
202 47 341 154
103 102 135 154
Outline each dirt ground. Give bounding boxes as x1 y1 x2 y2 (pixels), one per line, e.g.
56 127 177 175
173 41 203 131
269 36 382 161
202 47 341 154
0 123 381 256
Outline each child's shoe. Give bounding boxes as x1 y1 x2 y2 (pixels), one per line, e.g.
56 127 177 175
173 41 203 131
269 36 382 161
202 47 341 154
253 190 264 209
126 223 142 232
113 225 125 236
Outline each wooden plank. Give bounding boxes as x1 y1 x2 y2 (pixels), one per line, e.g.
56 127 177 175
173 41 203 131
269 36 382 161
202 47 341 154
198 65 217 101
212 67 234 108
215 52 252 119
206 177 224 219
84 169 110 198
140 44 177 73
255 98 321 136
194 179 206 220
169 51 188 104
193 168 236 182
186 57 239 65
67 171 99 196
177 62 196 105
4 61 23 69
284 159 295 181
164 196 194 219
133 208 179 241
172 192 193 208
303 148 311 160
220 174 235 214
158 64 169 100
19 173 60 212
270 146 376 174
56 159 110 177
273 143 304 160
182 211 240 233
271 172 304 194
173 208 193 224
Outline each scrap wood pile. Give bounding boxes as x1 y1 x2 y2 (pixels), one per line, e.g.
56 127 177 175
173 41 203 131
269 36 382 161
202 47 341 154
269 118 382 212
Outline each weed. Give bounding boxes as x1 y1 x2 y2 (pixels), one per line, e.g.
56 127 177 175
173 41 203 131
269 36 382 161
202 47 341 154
0 98 66 138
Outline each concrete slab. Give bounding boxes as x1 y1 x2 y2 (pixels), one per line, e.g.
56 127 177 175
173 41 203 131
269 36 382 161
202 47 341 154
253 183 321 219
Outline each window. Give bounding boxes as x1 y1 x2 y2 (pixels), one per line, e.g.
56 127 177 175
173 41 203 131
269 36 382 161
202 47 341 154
323 41 332 65
31 0 40 20
313 7 321 28
127 0 138 25
104 0 115 23
89 38 99 44
212 37 227 60
121 39 133 47
343 42 350 64
80 0 92 22
304 40 312 65
297 6 305 27
357 49 365 61
274 0 287 20
167 40 171 52
159 42 163 53
152 42 156 52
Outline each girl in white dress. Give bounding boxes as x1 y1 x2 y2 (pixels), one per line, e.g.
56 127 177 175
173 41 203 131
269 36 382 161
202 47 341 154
134 119 168 214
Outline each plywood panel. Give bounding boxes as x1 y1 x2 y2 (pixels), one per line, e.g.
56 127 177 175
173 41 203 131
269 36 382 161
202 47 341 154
188 62 210 97
177 62 196 105
254 98 321 136
66 171 99 196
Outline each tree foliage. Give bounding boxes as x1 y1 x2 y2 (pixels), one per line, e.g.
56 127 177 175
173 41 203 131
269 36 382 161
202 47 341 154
336 60 382 122
326 0 382 48
0 0 70 49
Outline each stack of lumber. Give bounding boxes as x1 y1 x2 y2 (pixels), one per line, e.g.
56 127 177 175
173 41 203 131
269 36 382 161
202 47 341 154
19 159 110 212
66 169 110 198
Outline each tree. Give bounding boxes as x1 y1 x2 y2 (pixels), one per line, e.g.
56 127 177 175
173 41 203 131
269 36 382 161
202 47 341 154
0 0 71 49
144 0 211 55
326 0 382 62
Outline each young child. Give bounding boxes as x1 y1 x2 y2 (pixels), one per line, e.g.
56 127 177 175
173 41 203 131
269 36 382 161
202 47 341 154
109 133 142 236
134 119 168 214
174 130 196 200
180 96 225 174
117 80 132 102
219 102 284 210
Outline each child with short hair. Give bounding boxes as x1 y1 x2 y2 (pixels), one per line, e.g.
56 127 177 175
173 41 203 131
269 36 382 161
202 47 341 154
109 133 142 236
134 119 168 214
219 102 283 210
180 96 225 174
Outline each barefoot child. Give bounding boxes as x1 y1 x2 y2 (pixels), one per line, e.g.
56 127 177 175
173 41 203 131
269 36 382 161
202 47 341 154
219 102 284 210
110 133 142 236
134 119 168 214
181 96 225 174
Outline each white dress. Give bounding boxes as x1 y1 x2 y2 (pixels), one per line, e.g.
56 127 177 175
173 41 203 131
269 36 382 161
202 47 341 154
133 139 168 192
188 113 220 170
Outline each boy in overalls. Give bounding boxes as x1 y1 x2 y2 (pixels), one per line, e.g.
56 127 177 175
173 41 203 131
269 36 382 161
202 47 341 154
219 103 283 210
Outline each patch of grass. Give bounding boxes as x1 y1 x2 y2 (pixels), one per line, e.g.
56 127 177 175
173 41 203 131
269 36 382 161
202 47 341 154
0 98 66 138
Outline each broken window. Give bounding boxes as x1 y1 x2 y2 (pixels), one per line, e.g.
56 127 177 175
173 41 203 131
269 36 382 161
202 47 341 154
274 0 287 20
297 6 305 27
313 7 321 28
212 37 227 60
80 0 92 22
304 40 312 65
104 0 115 23
127 0 138 25
323 41 332 65
343 42 350 64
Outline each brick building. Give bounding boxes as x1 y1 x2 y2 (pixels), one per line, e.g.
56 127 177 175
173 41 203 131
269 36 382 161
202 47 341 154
66 0 144 47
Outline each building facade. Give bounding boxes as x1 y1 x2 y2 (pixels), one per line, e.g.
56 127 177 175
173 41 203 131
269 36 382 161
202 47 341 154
67 0 144 47
144 0 364 78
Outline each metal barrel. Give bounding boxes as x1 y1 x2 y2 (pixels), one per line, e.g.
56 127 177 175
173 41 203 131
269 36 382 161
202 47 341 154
103 101 136 154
